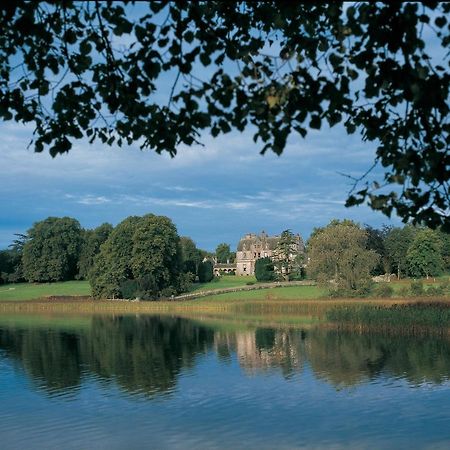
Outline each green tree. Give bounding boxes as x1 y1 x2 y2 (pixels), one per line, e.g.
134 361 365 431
272 230 302 281
1 3 449 228
90 216 143 298
131 215 182 297
406 229 444 279
384 225 418 279
255 257 276 282
307 220 379 292
180 236 202 275
197 260 214 283
215 243 234 263
77 223 113 279
90 214 185 299
22 217 83 282
0 234 28 283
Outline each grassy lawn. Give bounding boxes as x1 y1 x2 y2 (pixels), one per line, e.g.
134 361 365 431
0 280 91 301
195 284 326 302
190 275 257 292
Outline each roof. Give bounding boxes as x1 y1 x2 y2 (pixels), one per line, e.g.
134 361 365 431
237 231 304 252
237 234 280 251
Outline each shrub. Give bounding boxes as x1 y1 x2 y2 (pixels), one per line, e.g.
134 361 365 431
398 285 410 297
410 280 425 296
373 283 394 298
246 281 255 286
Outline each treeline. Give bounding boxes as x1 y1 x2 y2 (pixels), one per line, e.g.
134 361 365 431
307 220 450 296
0 215 213 299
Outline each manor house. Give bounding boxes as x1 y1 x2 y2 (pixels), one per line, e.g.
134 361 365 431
235 231 304 276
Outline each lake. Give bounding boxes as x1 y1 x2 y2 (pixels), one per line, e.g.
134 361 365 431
0 314 449 449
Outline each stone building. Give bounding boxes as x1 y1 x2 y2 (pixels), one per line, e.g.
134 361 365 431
235 231 304 276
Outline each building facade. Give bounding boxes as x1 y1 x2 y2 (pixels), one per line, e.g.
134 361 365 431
235 231 304 276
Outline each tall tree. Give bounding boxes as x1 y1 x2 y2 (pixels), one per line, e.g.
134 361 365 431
215 243 234 263
384 225 418 279
90 214 185 299
406 229 444 279
22 217 83 282
180 236 202 275
272 230 301 281
364 225 389 276
197 260 214 283
0 3 449 228
307 220 379 291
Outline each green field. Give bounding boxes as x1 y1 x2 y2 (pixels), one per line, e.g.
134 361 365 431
0 280 91 301
0 275 448 303
195 284 325 302
190 275 257 292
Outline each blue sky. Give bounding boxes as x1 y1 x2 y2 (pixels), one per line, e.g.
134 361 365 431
0 119 401 251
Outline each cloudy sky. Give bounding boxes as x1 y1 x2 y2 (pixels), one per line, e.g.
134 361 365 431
0 118 402 251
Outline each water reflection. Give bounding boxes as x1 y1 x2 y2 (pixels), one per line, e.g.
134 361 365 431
0 315 449 397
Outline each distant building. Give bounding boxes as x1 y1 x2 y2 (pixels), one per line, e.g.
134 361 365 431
213 262 237 276
235 231 304 276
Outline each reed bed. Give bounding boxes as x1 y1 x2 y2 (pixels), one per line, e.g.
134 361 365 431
327 301 450 335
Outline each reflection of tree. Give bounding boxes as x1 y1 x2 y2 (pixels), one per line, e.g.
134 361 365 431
0 328 82 392
307 330 450 388
82 316 214 395
0 318 449 395
0 316 214 397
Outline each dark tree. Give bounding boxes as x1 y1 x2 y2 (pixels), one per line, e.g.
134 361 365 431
255 257 276 282
364 225 388 276
197 260 214 283
180 236 202 276
22 217 83 282
0 2 449 228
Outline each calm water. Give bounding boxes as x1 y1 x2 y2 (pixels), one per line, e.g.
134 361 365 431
0 315 449 449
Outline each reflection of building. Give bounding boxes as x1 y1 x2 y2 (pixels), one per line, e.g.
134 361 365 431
236 231 304 276
214 329 304 376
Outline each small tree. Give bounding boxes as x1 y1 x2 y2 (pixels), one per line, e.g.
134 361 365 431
255 257 276 282
406 229 444 279
197 260 214 283
216 243 234 263
272 230 301 280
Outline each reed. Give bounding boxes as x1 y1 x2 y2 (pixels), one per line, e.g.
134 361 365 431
327 301 450 335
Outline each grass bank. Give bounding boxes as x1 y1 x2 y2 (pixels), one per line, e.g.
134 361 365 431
0 280 91 301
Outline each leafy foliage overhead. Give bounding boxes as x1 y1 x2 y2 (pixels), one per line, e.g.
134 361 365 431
0 2 449 227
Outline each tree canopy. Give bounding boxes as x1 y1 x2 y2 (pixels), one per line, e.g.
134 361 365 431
90 214 184 299
1 2 449 228
307 220 379 292
215 243 234 263
22 217 83 282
